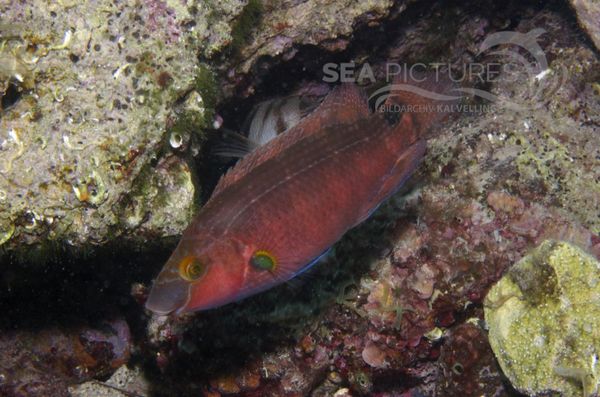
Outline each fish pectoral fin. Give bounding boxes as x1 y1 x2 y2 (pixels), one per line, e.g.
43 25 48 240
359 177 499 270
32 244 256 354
211 128 260 158
284 247 335 293
355 140 426 225
275 247 333 294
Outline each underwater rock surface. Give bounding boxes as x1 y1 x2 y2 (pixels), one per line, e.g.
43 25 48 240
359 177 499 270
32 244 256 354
0 0 223 256
485 240 600 397
140 3 600 395
0 0 396 258
1 0 599 396
0 318 130 397
568 0 600 51
220 0 400 96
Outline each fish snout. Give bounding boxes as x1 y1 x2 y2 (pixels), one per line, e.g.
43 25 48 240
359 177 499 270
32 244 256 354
145 275 189 315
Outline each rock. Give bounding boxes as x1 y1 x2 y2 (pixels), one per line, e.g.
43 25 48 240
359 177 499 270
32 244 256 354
484 240 600 397
69 366 150 397
0 1 233 256
2 0 597 395
569 0 600 51
437 323 505 396
224 0 399 96
120 154 197 238
362 340 389 368
0 0 415 259
0 318 131 397
333 388 353 397
139 3 600 395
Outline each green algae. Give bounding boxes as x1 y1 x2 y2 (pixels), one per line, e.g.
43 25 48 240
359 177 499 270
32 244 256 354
229 0 264 56
0 222 15 246
511 128 600 234
193 64 218 117
120 156 197 239
484 240 600 396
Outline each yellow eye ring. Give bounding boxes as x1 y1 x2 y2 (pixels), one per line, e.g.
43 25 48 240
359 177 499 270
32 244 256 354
250 250 277 271
178 256 206 281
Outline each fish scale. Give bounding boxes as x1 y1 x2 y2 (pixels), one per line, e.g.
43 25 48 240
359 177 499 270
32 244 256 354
234 116 418 255
201 117 376 235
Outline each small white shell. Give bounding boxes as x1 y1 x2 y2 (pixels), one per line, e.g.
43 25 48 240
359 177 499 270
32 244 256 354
169 132 183 149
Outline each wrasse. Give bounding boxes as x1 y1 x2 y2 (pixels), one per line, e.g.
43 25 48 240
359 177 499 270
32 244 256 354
146 76 455 315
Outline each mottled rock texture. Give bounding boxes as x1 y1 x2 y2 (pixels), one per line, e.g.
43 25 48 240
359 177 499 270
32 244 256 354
485 240 600 397
140 2 600 396
1 0 599 396
0 0 230 255
569 0 600 51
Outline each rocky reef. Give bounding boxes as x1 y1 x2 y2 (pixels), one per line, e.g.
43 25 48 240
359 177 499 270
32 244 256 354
0 0 219 254
0 318 130 397
1 0 599 396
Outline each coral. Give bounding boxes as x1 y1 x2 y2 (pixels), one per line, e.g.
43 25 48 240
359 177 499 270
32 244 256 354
485 240 600 396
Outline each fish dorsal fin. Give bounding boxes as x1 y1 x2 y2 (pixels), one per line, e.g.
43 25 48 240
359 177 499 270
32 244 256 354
211 84 369 198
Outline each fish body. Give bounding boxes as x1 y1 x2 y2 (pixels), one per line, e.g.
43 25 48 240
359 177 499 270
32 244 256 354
245 95 322 145
146 79 451 315
214 94 324 158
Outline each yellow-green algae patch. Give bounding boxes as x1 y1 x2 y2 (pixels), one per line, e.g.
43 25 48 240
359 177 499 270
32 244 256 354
484 240 600 396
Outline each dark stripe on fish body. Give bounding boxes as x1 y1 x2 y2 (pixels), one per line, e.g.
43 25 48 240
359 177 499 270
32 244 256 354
245 96 322 147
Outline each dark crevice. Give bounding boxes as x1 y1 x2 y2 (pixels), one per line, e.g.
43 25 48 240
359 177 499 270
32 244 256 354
1 83 22 111
197 0 555 203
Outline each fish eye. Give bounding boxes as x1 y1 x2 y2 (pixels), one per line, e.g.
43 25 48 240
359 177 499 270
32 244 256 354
178 256 206 281
250 250 277 271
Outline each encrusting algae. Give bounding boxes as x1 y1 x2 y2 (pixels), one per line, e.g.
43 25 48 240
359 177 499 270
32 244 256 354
485 240 600 397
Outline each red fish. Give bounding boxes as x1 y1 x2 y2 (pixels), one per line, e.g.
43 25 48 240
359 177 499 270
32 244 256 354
146 77 454 315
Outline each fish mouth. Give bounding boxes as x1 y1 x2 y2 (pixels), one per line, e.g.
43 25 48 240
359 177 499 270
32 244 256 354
145 276 190 315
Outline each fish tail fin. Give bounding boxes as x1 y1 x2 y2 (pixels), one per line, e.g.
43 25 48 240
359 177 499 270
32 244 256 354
376 70 461 138
211 128 260 158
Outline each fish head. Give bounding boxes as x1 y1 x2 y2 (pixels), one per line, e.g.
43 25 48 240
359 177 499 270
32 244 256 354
145 234 252 315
